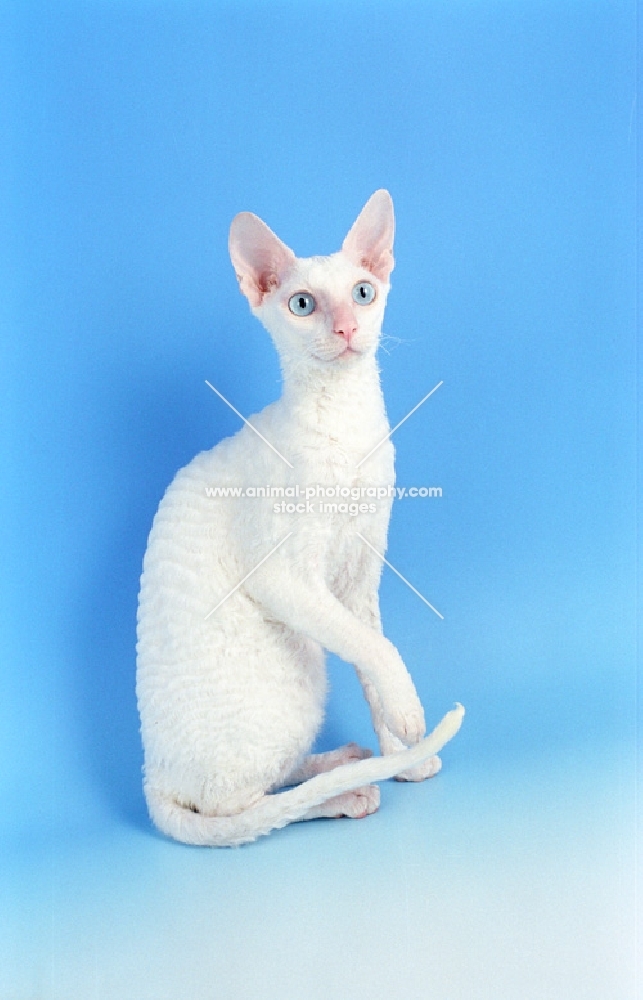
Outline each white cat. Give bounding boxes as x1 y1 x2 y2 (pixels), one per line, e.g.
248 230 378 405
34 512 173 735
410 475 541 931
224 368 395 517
136 190 464 847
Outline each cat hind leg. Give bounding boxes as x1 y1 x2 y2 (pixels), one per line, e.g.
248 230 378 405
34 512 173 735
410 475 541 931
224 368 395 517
303 784 380 820
284 743 373 784
145 704 464 847
289 743 440 783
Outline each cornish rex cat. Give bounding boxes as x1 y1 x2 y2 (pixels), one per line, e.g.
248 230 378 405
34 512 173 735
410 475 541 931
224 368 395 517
136 190 464 846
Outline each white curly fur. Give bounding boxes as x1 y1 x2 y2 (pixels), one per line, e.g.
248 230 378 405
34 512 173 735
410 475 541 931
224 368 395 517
136 191 464 847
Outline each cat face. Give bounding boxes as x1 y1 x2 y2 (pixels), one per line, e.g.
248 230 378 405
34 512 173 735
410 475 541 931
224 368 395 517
229 191 395 368
257 252 389 365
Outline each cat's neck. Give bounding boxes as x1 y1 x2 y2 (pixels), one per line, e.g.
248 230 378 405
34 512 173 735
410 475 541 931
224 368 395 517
279 353 389 441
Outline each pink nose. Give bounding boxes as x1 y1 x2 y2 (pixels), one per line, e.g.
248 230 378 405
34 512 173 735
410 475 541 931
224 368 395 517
332 305 357 343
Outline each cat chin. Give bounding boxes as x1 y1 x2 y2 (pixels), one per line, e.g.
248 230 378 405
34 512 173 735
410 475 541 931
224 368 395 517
311 346 369 363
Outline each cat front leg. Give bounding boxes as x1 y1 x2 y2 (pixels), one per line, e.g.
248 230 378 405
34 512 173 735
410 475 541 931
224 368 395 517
246 566 426 746
354 667 441 781
348 622 441 781
340 552 441 780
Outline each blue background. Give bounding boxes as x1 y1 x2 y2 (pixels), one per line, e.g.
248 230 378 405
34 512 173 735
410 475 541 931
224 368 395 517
1 1 638 997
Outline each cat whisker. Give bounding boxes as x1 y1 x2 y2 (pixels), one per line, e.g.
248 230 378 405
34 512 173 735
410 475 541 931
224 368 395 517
379 332 410 355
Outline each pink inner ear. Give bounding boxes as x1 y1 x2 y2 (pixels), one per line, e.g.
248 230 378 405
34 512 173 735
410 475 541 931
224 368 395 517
229 212 295 306
236 271 271 308
356 246 394 282
342 190 395 282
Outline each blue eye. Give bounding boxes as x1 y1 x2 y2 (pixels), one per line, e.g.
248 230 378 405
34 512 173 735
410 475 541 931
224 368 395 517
288 292 316 316
352 281 376 305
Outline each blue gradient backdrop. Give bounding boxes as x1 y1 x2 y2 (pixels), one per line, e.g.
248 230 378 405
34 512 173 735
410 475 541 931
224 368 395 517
1 2 638 997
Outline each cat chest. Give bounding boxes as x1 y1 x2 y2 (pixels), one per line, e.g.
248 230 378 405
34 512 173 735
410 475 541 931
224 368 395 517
323 505 383 594
296 431 394 484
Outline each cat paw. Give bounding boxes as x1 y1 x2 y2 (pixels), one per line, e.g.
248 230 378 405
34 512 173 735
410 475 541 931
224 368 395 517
385 705 426 746
394 754 442 782
332 743 374 767
300 744 373 780
327 785 381 819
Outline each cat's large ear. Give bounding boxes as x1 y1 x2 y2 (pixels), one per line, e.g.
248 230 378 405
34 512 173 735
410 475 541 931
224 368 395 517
229 212 295 307
342 189 395 282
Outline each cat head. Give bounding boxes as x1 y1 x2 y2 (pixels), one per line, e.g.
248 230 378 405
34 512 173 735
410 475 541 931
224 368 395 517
229 190 394 368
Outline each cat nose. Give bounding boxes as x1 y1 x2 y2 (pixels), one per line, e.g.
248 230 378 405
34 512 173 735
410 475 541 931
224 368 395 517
332 306 357 343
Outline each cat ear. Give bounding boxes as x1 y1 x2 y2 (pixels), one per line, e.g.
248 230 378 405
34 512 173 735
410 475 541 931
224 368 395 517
229 212 295 307
342 189 395 282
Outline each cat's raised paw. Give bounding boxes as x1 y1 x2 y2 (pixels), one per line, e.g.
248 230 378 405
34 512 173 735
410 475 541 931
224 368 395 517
385 706 426 746
394 754 442 782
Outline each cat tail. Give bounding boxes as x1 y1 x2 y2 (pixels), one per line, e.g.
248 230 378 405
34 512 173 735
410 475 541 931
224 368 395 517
144 703 465 848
